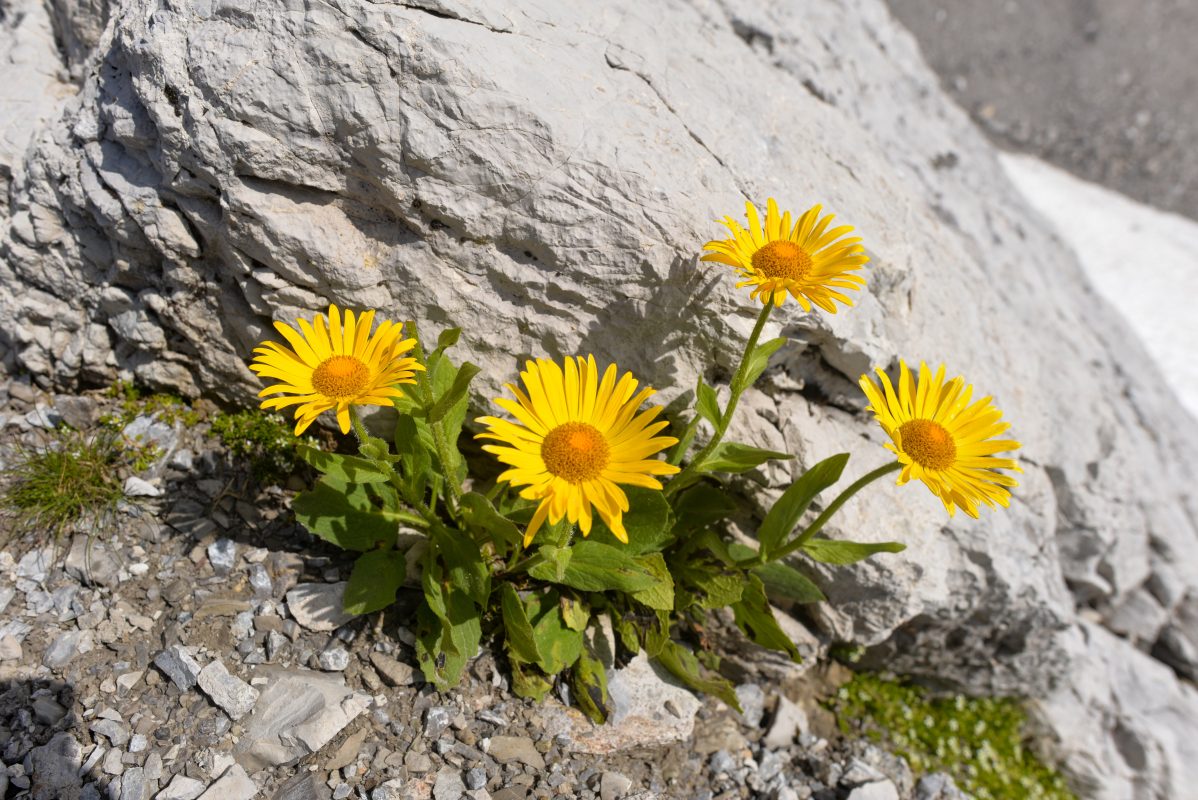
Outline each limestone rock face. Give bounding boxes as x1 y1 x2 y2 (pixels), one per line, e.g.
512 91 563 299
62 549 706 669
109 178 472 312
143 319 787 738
2 0 1197 795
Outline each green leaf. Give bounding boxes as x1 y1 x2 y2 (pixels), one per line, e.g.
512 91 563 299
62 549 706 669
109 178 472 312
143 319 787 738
542 541 657 593
757 453 850 558
753 561 827 604
459 492 523 549
343 550 406 615
695 379 722 427
428 362 481 424
629 553 675 611
586 486 674 555
800 537 906 565
695 441 793 474
672 483 738 537
528 545 571 584
292 475 401 551
655 640 741 711
672 531 744 609
435 327 461 353
560 594 590 632
415 601 479 690
571 646 611 724
500 584 541 665
357 436 395 464
731 574 801 662
614 614 641 655
432 527 490 607
393 413 433 498
510 660 553 702
525 589 583 674
742 337 788 387
298 445 391 483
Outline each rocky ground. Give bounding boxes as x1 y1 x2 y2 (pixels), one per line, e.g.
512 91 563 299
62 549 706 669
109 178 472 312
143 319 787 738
0 382 970 800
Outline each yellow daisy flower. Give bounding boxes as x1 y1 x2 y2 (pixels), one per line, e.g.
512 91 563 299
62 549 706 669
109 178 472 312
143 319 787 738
701 198 869 311
859 360 1021 518
250 305 422 435
476 356 680 547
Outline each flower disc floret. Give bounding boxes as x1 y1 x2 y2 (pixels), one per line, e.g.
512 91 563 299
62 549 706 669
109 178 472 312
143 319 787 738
250 304 423 435
476 355 680 547
859 360 1021 518
702 197 869 311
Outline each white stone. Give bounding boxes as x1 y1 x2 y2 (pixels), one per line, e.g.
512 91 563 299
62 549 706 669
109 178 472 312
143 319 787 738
197 661 259 721
154 774 206 800
285 583 354 632
124 477 162 498
196 764 257 800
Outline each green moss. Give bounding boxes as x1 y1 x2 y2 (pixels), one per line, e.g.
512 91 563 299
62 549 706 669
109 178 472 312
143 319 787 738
1 428 128 540
209 409 307 483
832 673 1075 800
102 380 200 427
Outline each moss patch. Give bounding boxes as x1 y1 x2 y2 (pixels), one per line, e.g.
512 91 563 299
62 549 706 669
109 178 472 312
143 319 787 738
210 409 308 483
832 673 1075 800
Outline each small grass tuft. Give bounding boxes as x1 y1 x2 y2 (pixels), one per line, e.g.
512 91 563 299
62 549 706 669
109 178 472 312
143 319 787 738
210 409 308 483
832 673 1075 800
1 428 128 541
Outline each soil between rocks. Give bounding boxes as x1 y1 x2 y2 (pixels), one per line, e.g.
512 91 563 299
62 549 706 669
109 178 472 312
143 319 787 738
0 380 964 800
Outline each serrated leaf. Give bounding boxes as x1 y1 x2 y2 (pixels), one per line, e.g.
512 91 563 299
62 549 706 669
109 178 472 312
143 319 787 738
528 545 571 583
459 492 523 549
432 527 490 607
753 561 827 604
428 362 481 424
544 541 657 593
655 640 741 711
292 475 401 551
630 553 675 611
571 646 610 724
298 445 391 483
585 486 674 554
695 379 722 427
732 574 801 662
672 483 738 537
672 530 744 609
357 436 394 464
696 441 793 474
800 537 906 565
757 453 850 558
500 584 541 665
343 550 406 615
742 337 788 387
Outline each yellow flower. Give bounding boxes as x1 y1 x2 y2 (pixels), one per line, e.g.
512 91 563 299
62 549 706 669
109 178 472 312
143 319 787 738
859 360 1021 518
250 305 422 435
476 356 680 547
701 198 869 311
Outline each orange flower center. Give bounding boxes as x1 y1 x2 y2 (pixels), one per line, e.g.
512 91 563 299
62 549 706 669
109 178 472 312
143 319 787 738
311 355 371 398
541 422 610 483
751 240 812 281
897 419 957 471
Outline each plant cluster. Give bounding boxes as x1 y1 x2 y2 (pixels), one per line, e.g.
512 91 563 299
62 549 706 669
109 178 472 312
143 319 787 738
833 673 1075 800
102 380 200 427
209 409 311 483
245 198 1023 722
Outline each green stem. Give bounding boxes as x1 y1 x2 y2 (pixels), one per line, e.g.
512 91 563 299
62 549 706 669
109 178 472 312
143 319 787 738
770 461 902 561
351 407 438 526
410 323 462 518
666 298 775 496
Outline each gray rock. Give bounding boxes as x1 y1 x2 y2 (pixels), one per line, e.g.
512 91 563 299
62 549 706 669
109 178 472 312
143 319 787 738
154 646 202 691
424 706 453 739
128 734 148 753
168 448 194 471
464 768 486 791
234 667 370 769
196 764 257 800
369 651 417 687
432 767 466 800
285 583 354 632
270 774 323 800
847 783 900 800
124 477 162 498
119 767 150 800
54 395 100 429
28 732 83 800
89 718 130 747
734 684 766 728
914 774 968 800
33 696 67 725
17 546 53 582
207 539 237 575
144 753 163 782
317 647 350 672
44 629 83 668
25 405 62 429
197 661 259 720
600 772 634 800
485 736 544 770
64 534 122 587
265 630 288 662
0 586 14 614
248 565 272 599
763 695 808 750
0 635 22 661
122 415 177 451
154 774 206 800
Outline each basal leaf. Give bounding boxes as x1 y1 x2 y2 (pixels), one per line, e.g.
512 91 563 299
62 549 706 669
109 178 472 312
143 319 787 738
571 646 610 724
753 560 827 604
458 492 524 549
757 453 850 558
630 553 675 611
292 475 401 551
800 537 906 565
672 483 738 537
585 486 674 554
343 550 406 615
510 660 553 702
432 527 490 607
527 545 571 584
696 441 793 474
655 640 741 711
298 445 391 483
525 589 583 674
552 540 657 593
560 594 590 632
731 574 801 662
500 584 541 665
